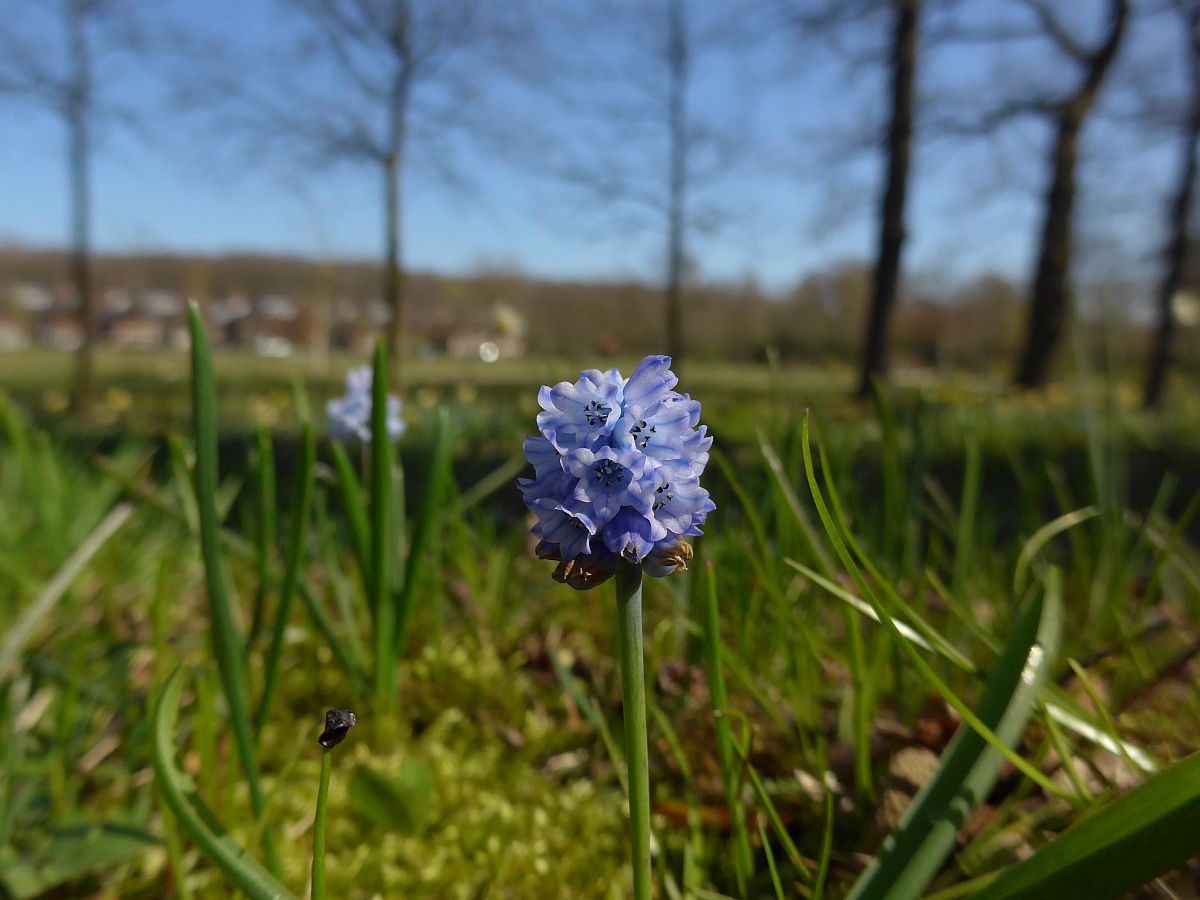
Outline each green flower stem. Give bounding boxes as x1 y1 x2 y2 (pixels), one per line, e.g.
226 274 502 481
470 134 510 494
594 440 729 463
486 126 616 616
311 749 332 900
615 562 651 900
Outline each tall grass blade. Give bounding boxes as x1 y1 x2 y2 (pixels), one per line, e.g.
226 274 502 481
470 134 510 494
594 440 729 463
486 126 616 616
368 342 395 705
700 561 754 891
800 413 1068 801
974 750 1200 899
1013 506 1099 597
868 379 904 568
247 428 276 649
812 788 835 900
186 302 279 872
0 502 133 683
297 581 369 690
329 441 370 592
846 572 1062 900
455 450 526 513
256 421 316 735
951 427 981 598
393 407 453 658
152 669 295 900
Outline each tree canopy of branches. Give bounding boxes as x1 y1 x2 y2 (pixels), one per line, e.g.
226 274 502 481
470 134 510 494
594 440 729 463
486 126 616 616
519 0 757 365
179 0 515 383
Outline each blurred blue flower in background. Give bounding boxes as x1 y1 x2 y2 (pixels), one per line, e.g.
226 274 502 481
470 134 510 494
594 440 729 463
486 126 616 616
327 365 405 443
520 355 714 589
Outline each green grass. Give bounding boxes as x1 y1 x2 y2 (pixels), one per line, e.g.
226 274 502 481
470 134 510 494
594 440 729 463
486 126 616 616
2 355 1200 898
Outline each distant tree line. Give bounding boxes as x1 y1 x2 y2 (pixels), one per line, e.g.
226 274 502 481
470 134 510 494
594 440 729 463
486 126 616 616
3 246 1189 379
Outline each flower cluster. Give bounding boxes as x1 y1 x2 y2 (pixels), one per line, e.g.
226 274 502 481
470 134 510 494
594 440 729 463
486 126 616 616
326 366 406 444
519 355 714 589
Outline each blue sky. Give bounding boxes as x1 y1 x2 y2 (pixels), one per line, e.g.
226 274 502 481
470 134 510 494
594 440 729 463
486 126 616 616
0 0 1186 297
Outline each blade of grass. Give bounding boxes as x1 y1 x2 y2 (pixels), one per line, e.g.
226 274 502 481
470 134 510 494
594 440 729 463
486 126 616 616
256 421 316 736
868 380 904 569
812 788 835 900
312 486 368 668
1065 658 1140 777
951 426 981 599
800 413 1069 802
974 750 1200 899
757 429 833 575
1013 506 1100 597
393 407 453 659
151 558 193 900
455 450 526 513
329 440 370 591
368 343 395 707
846 572 1063 900
785 560 972 671
813 439 977 673
759 817 787 900
296 581 369 690
700 561 754 893
247 428 276 650
647 700 704 895
812 558 1157 773
166 435 201 536
728 720 812 883
152 668 295 900
0 501 134 683
547 635 627 794
187 302 279 873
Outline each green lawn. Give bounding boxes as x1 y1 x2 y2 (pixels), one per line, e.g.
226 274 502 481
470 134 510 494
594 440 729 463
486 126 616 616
2 355 1200 897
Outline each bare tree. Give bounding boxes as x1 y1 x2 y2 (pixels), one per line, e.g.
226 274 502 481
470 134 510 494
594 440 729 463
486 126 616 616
861 0 921 396
180 0 513 383
1145 0 1200 407
0 0 143 414
519 0 756 365
1014 0 1129 388
779 0 925 395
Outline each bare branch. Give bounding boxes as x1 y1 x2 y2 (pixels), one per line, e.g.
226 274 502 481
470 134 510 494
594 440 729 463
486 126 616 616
1016 0 1093 62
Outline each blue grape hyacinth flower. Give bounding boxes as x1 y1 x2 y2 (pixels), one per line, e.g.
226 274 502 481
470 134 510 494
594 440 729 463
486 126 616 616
520 355 714 589
327 365 405 444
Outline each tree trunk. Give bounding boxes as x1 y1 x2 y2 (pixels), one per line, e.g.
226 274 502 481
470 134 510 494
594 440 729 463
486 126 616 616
67 2 94 416
1016 114 1081 389
383 67 410 389
664 0 687 364
1015 0 1128 389
1145 1 1200 408
858 0 919 398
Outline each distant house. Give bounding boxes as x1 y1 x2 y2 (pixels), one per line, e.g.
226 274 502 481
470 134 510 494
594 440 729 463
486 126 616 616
242 293 317 357
11 283 55 315
445 304 527 361
446 330 525 362
35 313 83 351
330 296 379 355
103 288 187 351
208 293 254 347
108 316 166 350
0 317 29 350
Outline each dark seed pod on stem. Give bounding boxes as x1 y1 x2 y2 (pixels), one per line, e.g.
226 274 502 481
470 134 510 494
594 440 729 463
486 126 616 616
318 708 357 749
